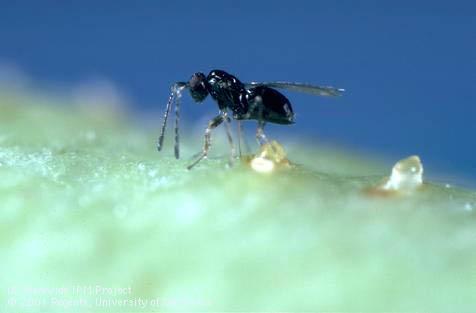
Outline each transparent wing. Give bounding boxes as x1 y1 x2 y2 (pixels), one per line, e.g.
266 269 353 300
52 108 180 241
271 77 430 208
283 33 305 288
245 81 345 97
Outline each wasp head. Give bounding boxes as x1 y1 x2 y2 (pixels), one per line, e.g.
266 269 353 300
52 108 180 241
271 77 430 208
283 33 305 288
189 72 209 103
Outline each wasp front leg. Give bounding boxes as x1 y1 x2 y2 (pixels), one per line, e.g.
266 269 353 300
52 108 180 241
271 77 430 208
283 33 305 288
187 114 225 170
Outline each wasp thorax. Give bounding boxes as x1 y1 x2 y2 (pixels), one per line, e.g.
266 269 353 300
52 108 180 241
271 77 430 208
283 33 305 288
189 72 209 103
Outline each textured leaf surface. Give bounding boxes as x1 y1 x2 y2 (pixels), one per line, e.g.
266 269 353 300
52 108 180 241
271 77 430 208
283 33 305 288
1 92 475 312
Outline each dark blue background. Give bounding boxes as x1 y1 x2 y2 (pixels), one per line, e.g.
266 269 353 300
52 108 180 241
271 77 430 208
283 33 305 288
1 1 475 183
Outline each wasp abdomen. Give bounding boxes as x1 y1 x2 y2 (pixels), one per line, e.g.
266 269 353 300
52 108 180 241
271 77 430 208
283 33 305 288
244 86 295 125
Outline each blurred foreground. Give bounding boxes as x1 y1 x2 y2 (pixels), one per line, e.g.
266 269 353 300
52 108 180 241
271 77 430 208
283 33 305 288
1 91 476 312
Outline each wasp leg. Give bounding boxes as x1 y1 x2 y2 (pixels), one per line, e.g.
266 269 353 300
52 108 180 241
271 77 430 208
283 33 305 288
236 120 252 157
236 121 243 157
174 88 182 159
237 120 252 156
157 88 176 151
187 115 225 170
253 95 271 147
256 120 269 146
223 113 236 167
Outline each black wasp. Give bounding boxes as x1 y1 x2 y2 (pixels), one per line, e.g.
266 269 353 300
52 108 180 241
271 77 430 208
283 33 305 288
157 69 344 169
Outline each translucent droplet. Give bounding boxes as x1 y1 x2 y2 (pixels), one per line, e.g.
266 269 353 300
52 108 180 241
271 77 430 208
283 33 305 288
368 155 424 196
251 157 275 173
249 141 291 173
382 155 423 192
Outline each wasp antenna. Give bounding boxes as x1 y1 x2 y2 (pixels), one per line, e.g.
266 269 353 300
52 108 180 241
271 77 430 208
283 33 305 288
174 86 185 159
157 86 176 152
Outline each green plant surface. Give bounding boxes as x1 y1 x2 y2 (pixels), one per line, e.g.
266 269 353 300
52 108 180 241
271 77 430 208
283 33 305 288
1 91 476 313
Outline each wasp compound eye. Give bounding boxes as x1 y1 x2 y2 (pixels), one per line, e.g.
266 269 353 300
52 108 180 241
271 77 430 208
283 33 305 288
189 72 208 103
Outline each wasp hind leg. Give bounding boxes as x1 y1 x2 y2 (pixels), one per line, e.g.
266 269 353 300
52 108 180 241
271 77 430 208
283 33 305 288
187 115 225 170
256 119 282 157
255 120 269 146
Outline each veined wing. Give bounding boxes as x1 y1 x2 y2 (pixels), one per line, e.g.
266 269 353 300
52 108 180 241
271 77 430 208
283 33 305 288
245 81 345 97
